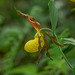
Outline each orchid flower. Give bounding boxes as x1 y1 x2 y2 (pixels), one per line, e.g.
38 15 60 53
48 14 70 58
16 9 65 63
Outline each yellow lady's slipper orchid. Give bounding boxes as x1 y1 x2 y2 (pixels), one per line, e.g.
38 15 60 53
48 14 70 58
16 10 44 53
16 10 45 53
24 33 44 53
16 9 65 63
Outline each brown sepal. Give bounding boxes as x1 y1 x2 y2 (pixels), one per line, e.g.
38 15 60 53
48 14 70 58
37 52 42 64
44 36 53 60
44 31 66 48
37 36 42 64
51 36 66 48
16 9 40 31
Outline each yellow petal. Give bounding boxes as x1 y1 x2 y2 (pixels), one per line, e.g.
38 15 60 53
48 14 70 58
25 38 38 53
24 34 44 53
34 32 44 38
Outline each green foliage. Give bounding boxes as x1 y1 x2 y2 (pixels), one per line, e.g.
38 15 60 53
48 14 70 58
48 0 73 71
63 38 75 46
39 28 53 33
9 64 37 75
0 0 75 75
0 15 4 25
66 48 75 59
48 0 58 32
37 30 69 75
73 66 75 75
72 8 75 12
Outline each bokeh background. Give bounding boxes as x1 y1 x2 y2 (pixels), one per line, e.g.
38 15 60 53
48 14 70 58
0 0 75 75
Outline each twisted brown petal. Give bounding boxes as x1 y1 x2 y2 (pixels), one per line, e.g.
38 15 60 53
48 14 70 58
37 36 43 64
44 31 65 48
44 36 53 60
16 10 40 31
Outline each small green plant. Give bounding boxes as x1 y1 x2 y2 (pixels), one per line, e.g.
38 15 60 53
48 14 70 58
16 0 75 74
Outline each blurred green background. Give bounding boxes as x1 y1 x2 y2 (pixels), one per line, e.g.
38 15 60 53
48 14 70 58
0 0 75 75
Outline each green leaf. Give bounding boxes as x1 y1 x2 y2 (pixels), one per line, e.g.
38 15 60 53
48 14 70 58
63 38 75 46
73 66 75 75
48 0 58 32
9 64 37 75
0 15 4 25
38 71 48 75
66 48 75 59
72 8 75 12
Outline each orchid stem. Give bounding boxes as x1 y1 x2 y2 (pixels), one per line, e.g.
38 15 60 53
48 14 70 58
54 33 73 70
39 28 73 69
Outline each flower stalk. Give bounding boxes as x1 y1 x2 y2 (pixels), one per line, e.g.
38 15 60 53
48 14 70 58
16 9 72 66
39 28 73 69
54 33 73 70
